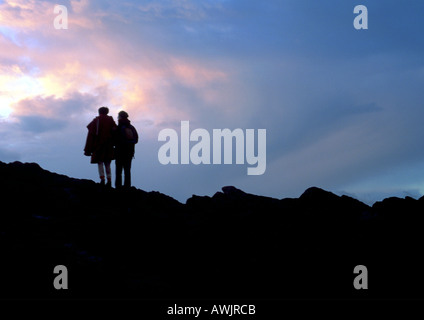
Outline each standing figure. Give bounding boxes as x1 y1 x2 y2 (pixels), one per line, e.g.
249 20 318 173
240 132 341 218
115 110 138 189
84 106 117 187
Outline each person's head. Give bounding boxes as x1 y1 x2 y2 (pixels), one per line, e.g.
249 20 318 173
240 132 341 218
98 106 109 115
118 110 129 120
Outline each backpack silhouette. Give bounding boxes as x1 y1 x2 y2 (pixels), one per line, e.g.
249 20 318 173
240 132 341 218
121 125 138 144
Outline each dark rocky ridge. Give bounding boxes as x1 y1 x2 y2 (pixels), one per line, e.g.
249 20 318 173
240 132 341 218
1 160 424 300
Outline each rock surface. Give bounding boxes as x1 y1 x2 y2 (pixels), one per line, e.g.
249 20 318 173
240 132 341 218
1 160 424 300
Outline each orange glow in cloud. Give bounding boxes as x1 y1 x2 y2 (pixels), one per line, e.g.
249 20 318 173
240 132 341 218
172 59 227 88
0 0 231 124
0 64 43 118
0 0 51 29
0 0 99 32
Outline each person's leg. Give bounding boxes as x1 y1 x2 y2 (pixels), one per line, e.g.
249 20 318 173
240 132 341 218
123 157 132 188
115 158 123 188
105 160 112 187
97 162 105 185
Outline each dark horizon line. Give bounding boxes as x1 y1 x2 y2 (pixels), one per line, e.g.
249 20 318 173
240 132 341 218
2 159 422 208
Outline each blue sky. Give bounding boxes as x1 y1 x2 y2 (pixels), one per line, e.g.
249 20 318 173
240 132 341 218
1 0 424 204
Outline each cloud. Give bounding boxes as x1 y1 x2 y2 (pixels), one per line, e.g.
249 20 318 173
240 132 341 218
0 0 234 127
18 115 66 133
1 0 424 203
0 146 21 162
136 0 210 21
12 90 103 116
0 0 102 33
9 90 106 134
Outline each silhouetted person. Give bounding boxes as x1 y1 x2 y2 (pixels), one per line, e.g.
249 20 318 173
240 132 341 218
114 111 138 188
84 106 117 187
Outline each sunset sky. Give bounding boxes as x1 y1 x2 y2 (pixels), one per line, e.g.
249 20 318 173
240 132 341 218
1 0 424 204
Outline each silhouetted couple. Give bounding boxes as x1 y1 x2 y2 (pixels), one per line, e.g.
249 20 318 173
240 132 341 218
84 107 138 189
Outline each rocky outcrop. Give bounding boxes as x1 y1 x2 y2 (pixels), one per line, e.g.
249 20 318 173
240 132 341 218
1 160 423 300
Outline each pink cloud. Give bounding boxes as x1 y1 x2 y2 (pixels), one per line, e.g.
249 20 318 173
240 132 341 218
0 0 234 127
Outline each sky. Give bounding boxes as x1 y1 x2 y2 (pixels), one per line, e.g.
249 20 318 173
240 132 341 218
1 0 424 204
